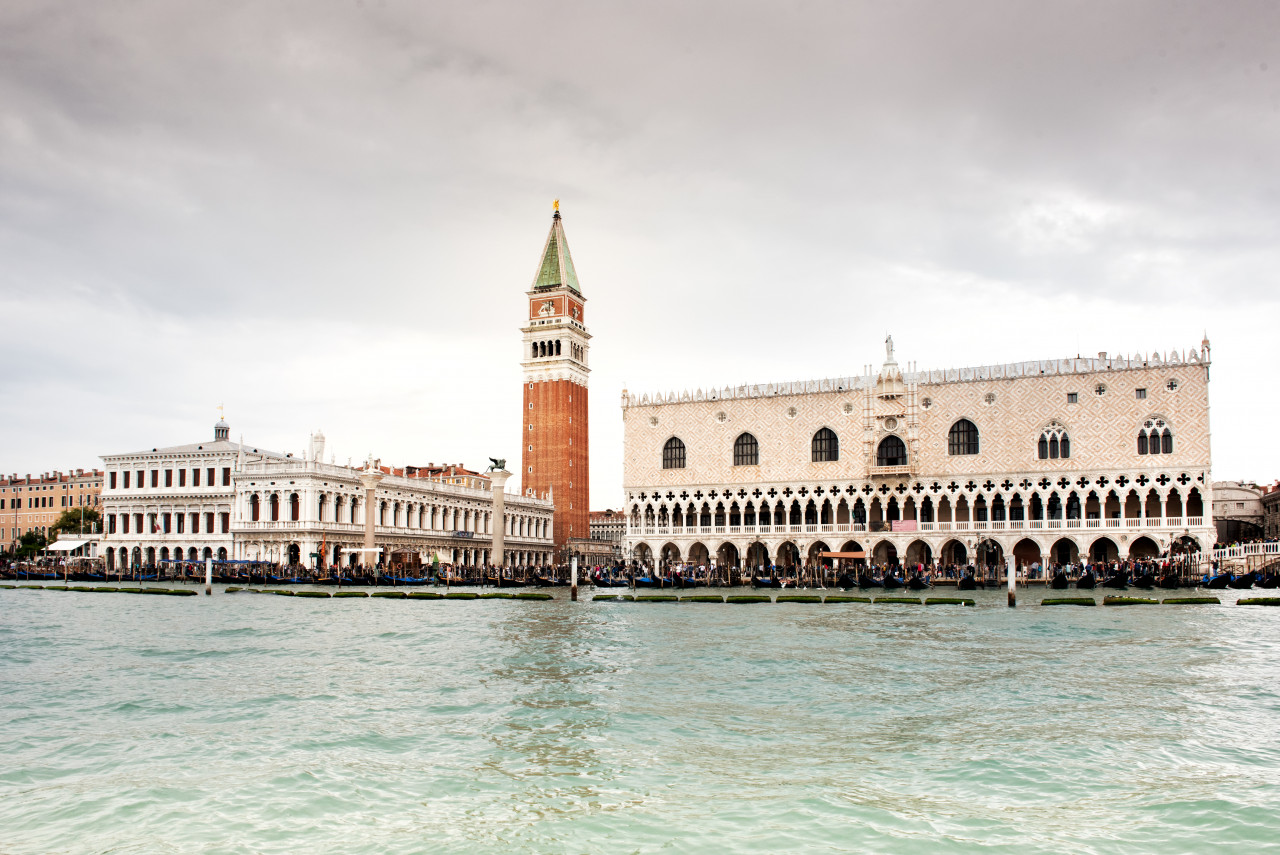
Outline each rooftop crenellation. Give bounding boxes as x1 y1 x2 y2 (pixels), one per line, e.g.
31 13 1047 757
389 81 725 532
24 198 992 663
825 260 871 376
622 341 1210 409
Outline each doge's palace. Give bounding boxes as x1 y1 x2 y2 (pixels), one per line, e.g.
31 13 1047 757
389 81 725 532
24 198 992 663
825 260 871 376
621 336 1215 572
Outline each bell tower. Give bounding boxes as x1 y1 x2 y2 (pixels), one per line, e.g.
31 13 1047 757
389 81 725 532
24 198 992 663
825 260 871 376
521 202 590 554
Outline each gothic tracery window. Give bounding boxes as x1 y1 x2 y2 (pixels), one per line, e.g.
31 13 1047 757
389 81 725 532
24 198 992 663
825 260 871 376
877 435 907 467
1038 423 1070 460
1136 418 1173 456
734 432 759 466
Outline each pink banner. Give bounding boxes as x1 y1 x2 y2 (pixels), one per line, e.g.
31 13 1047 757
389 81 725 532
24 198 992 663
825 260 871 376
891 520 918 532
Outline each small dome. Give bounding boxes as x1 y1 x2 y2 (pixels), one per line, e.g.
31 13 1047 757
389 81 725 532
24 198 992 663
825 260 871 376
215 418 229 428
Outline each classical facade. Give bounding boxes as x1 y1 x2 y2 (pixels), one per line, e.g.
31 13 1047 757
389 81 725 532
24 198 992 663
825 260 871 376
1211 480 1267 543
99 417 261 570
521 202 590 553
100 420 555 570
622 338 1216 571
2 468 104 549
1263 486 1280 541
589 508 626 562
234 441 554 568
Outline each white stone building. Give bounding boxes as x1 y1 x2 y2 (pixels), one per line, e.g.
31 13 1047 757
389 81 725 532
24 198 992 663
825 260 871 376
100 420 555 570
622 338 1216 572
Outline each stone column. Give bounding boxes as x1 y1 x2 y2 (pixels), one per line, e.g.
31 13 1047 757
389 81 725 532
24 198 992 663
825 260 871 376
358 468 385 570
489 469 512 570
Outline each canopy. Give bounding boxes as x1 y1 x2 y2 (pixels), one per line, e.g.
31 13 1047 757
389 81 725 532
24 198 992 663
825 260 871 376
820 551 866 559
46 539 91 552
346 547 384 554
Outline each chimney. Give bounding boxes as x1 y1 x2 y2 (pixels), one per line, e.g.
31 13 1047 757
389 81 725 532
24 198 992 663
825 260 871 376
1097 352 1107 360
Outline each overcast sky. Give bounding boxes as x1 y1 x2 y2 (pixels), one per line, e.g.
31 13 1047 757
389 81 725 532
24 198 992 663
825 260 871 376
2 0 1278 504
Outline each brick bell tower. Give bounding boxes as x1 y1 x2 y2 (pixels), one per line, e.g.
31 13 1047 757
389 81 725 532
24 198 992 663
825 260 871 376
521 201 590 556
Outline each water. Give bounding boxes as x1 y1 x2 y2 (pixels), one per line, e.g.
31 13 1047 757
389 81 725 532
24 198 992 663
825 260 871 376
2 586 1279 854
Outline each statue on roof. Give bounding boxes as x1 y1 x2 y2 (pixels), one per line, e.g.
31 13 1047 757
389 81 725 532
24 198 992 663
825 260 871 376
886 335 895 362
487 458 506 472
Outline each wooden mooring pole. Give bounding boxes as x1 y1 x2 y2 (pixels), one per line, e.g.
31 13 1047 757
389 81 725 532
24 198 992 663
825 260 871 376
1007 555 1016 607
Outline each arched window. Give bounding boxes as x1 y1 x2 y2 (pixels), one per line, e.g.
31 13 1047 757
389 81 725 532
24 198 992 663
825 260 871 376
662 437 686 470
811 428 838 462
734 432 759 466
948 419 979 455
1038 423 1070 460
531 343 538 358
1137 418 1172 456
877 435 907 466
555 339 561 355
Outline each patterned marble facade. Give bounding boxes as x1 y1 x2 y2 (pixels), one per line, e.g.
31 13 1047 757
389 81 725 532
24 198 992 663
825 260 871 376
622 338 1216 571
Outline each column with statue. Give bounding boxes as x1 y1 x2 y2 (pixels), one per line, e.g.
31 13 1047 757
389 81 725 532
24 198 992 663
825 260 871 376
487 458 511 572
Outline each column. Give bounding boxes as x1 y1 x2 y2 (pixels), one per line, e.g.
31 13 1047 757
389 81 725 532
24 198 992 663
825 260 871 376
358 466 385 570
490 469 512 570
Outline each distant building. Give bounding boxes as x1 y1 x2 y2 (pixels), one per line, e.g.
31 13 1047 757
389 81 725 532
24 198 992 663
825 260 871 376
1262 485 1280 541
1 468 104 550
590 509 626 560
622 337 1216 570
98 419 554 570
1212 481 1266 543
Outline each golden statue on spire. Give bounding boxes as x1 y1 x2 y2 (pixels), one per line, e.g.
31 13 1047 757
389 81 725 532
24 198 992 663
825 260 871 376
217 403 224 419
553 199 560 212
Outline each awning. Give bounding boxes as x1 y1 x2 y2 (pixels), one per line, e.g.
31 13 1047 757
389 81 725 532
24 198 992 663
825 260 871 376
820 551 866 559
46 539 91 552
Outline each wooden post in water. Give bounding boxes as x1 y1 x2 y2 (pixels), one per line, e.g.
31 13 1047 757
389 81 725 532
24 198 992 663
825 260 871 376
1007 555 1016 607
205 556 212 596
571 554 578 601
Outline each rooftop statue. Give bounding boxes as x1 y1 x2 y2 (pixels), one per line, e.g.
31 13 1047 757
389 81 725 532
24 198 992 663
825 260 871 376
886 334 895 362
488 457 506 472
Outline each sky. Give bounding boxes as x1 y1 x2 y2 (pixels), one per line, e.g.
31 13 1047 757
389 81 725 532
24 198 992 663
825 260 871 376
1 0 1278 505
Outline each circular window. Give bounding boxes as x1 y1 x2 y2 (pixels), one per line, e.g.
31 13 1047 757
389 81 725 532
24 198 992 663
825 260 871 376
984 392 997 405
1095 384 1107 396
922 397 932 409
649 416 658 426
787 407 798 419
884 417 898 430
716 411 727 423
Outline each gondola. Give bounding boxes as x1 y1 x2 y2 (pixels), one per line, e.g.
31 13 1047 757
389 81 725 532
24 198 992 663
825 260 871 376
1101 571 1128 589
882 573 904 591
752 575 782 589
957 573 979 591
835 572 859 589
906 574 930 591
1228 572 1256 590
1258 574 1280 589
532 574 560 587
1075 569 1097 589
1205 573 1232 589
1049 571 1070 590
858 573 883 589
1132 572 1157 590
1157 574 1182 589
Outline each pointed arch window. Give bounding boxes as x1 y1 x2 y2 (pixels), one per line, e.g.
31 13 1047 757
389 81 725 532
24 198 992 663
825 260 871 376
1136 418 1173 456
948 419 979 455
734 432 759 466
811 428 838 462
877 435 907 466
662 437 686 470
1038 423 1070 460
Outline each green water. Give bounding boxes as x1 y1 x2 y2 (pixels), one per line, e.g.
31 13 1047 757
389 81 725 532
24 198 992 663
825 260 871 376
2 586 1278 853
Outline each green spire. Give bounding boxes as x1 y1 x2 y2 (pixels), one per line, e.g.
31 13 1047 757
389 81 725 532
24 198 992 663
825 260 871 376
532 206 581 294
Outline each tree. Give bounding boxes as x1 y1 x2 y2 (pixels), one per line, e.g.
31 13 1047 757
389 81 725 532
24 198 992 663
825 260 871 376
19 531 47 558
48 507 101 541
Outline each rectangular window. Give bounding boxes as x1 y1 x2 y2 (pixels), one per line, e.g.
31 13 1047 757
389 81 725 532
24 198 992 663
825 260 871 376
1067 393 1078 404
162 513 171 533
110 472 117 489
121 515 129 534
165 470 173 487
220 512 230 533
0 499 4 509
192 468 200 487
205 512 214 533
222 467 231 487
123 471 130 489
151 471 159 488
1135 388 1147 400
178 469 186 487
176 514 184 534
